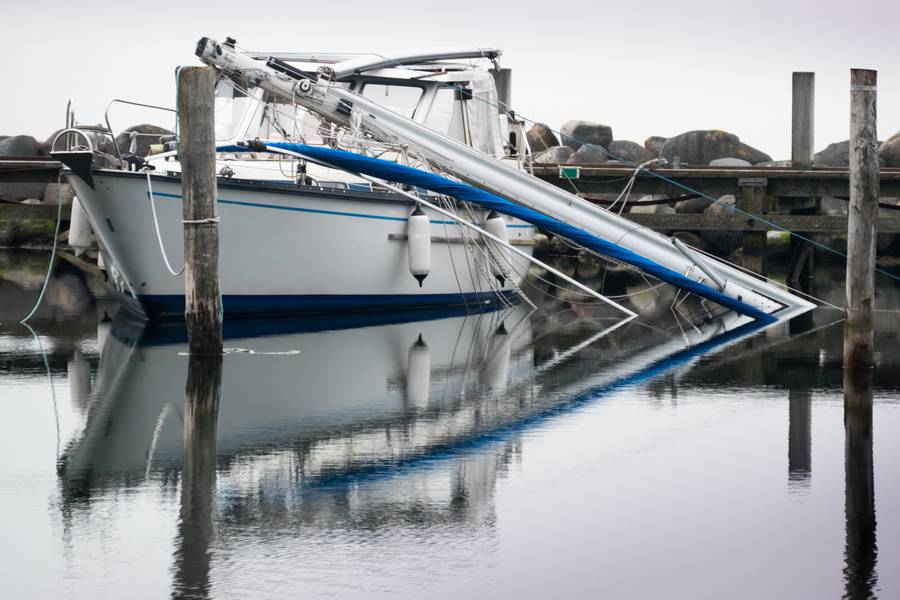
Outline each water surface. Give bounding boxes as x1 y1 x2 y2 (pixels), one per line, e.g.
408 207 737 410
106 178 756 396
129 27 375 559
1 249 898 599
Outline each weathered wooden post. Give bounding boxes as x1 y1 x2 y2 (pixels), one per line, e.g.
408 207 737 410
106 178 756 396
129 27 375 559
787 72 816 287
178 66 223 356
738 179 768 275
792 72 815 170
844 69 878 370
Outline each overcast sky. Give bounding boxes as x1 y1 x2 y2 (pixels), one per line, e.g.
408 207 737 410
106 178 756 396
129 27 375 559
3 0 898 159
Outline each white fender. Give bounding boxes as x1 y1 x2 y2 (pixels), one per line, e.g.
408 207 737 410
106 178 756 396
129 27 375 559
484 210 510 286
407 205 431 287
482 322 511 393
406 334 431 409
68 196 93 257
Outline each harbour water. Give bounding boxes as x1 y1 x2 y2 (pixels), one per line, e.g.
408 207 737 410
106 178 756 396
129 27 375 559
1 249 899 599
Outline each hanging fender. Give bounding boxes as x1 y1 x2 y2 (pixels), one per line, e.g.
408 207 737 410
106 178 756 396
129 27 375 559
407 204 431 287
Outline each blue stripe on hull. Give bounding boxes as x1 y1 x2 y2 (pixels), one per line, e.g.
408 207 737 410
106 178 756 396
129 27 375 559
139 291 517 319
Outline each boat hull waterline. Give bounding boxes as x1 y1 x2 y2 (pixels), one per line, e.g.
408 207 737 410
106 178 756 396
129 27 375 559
67 171 535 318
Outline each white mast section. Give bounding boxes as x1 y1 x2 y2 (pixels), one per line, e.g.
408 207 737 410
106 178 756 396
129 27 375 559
195 37 814 318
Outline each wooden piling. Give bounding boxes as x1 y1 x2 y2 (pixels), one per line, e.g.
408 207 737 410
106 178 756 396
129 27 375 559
791 72 815 170
178 66 222 356
739 182 767 275
788 72 816 287
844 69 878 370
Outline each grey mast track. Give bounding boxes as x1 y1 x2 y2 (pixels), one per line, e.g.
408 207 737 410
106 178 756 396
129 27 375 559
195 37 814 318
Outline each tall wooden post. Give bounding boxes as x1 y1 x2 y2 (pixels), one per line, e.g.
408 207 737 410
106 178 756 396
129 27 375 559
739 181 767 275
178 66 222 356
844 69 878 370
791 72 815 170
788 72 816 287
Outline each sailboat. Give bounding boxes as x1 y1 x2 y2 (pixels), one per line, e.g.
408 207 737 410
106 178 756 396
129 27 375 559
56 37 814 322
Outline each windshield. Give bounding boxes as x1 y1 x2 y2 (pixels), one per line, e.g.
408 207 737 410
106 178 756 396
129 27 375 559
360 83 424 119
424 87 467 144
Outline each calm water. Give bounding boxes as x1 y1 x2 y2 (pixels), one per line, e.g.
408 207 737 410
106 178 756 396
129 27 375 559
1 249 899 599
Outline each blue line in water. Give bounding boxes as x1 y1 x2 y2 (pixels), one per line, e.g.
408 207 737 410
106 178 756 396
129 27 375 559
149 191 533 227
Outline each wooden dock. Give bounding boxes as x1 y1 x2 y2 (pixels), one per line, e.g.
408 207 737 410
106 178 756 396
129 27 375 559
533 164 900 233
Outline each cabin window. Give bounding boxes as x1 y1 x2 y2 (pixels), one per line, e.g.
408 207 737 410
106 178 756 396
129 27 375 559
360 83 424 119
424 87 467 144
214 79 254 141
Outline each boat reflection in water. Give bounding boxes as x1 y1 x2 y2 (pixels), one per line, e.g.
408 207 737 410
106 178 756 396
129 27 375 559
56 298 770 597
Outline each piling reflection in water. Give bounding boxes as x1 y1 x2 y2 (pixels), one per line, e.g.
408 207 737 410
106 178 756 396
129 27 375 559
172 355 222 600
843 369 877 600
788 388 812 491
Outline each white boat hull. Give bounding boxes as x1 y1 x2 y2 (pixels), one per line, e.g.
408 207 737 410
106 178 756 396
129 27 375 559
68 170 535 318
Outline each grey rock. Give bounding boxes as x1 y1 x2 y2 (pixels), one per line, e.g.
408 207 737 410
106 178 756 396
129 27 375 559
659 130 772 165
814 140 885 167
608 140 653 164
644 136 667 156
708 157 752 167
755 160 792 167
560 120 613 151
0 182 49 202
0 135 42 157
115 124 174 157
820 196 848 216
675 196 712 214
43 183 75 206
627 195 658 214
700 195 741 254
814 140 850 166
534 145 574 164
568 143 608 164
525 123 560 153
879 131 900 167
671 231 706 252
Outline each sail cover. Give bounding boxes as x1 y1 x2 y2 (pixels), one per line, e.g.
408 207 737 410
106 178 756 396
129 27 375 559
218 142 776 322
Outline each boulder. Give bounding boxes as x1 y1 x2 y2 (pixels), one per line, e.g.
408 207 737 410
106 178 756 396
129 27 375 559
671 231 706 253
814 140 850 167
43 183 76 205
675 196 712 214
820 196 848 216
755 160 792 167
659 130 772 165
709 157 752 167
700 195 740 254
568 143 608 164
0 182 48 203
608 140 653 164
115 124 174 157
559 120 613 151
534 145 574 164
813 140 885 167
644 136 667 156
0 135 42 157
526 123 560 153
879 131 900 167
628 195 675 215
